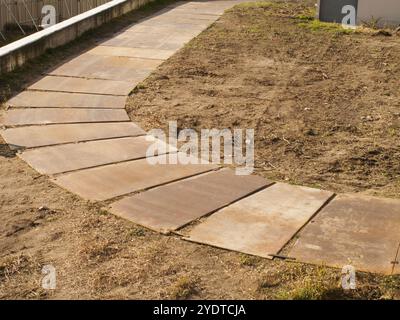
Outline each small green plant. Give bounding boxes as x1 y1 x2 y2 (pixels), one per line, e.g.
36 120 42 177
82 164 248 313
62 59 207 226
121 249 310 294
239 254 261 267
257 273 282 292
128 227 147 237
381 274 400 294
276 266 343 300
282 279 328 299
297 14 314 21
296 7 316 22
245 25 264 35
362 17 381 30
170 276 198 299
298 20 355 35
236 1 274 9
98 209 109 216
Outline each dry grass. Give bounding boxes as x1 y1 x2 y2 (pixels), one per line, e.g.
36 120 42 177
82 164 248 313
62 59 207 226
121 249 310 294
0 253 49 299
0 0 399 300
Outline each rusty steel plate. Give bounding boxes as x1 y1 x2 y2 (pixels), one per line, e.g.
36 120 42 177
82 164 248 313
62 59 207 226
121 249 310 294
86 46 174 60
109 168 271 233
19 136 170 175
168 1 243 12
289 194 400 274
184 183 334 259
28 76 133 96
53 156 217 201
152 11 219 21
1 122 145 148
7 91 126 109
2 108 129 126
141 15 214 26
159 6 224 16
101 36 180 51
121 24 205 36
116 31 197 45
101 26 200 51
101 32 170 49
48 55 163 81
113 31 171 41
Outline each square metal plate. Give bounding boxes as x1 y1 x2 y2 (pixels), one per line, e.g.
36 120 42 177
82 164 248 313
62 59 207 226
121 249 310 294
1 122 145 148
19 136 170 175
109 169 271 233
7 91 126 109
184 183 333 258
53 156 217 201
289 194 400 274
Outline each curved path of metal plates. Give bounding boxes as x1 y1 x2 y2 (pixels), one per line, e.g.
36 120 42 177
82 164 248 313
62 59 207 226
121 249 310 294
1 0 399 275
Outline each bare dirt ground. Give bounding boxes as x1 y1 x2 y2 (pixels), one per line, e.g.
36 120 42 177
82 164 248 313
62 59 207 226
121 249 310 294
0 0 399 300
127 1 400 198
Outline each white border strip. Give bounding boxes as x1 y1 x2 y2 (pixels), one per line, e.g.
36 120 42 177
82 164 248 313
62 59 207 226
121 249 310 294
0 0 128 58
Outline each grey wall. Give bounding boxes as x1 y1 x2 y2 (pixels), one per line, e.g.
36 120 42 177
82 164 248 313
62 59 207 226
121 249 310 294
358 0 400 26
318 0 400 26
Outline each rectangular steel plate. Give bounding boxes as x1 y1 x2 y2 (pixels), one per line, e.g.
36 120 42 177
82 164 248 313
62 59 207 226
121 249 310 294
101 37 183 51
28 76 133 96
289 194 400 274
121 24 205 36
53 156 217 201
48 55 163 81
86 46 174 60
2 108 129 126
109 168 271 233
1 122 145 148
7 91 126 109
19 136 170 175
184 183 333 258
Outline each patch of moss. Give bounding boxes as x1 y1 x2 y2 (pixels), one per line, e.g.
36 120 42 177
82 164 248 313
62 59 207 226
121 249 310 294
298 19 355 35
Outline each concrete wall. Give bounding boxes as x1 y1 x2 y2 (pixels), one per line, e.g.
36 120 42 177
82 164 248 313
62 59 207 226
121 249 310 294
0 0 155 75
358 0 400 26
317 0 400 26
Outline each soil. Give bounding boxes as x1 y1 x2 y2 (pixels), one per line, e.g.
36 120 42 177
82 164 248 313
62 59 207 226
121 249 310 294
0 0 399 300
127 1 400 198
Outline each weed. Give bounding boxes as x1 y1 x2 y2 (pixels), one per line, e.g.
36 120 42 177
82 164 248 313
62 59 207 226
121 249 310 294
297 14 314 21
298 20 355 35
170 276 198 299
80 240 120 263
380 274 400 295
276 266 343 300
236 1 275 9
98 209 109 216
257 273 282 292
296 7 316 21
128 227 147 237
362 17 381 30
239 254 261 267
